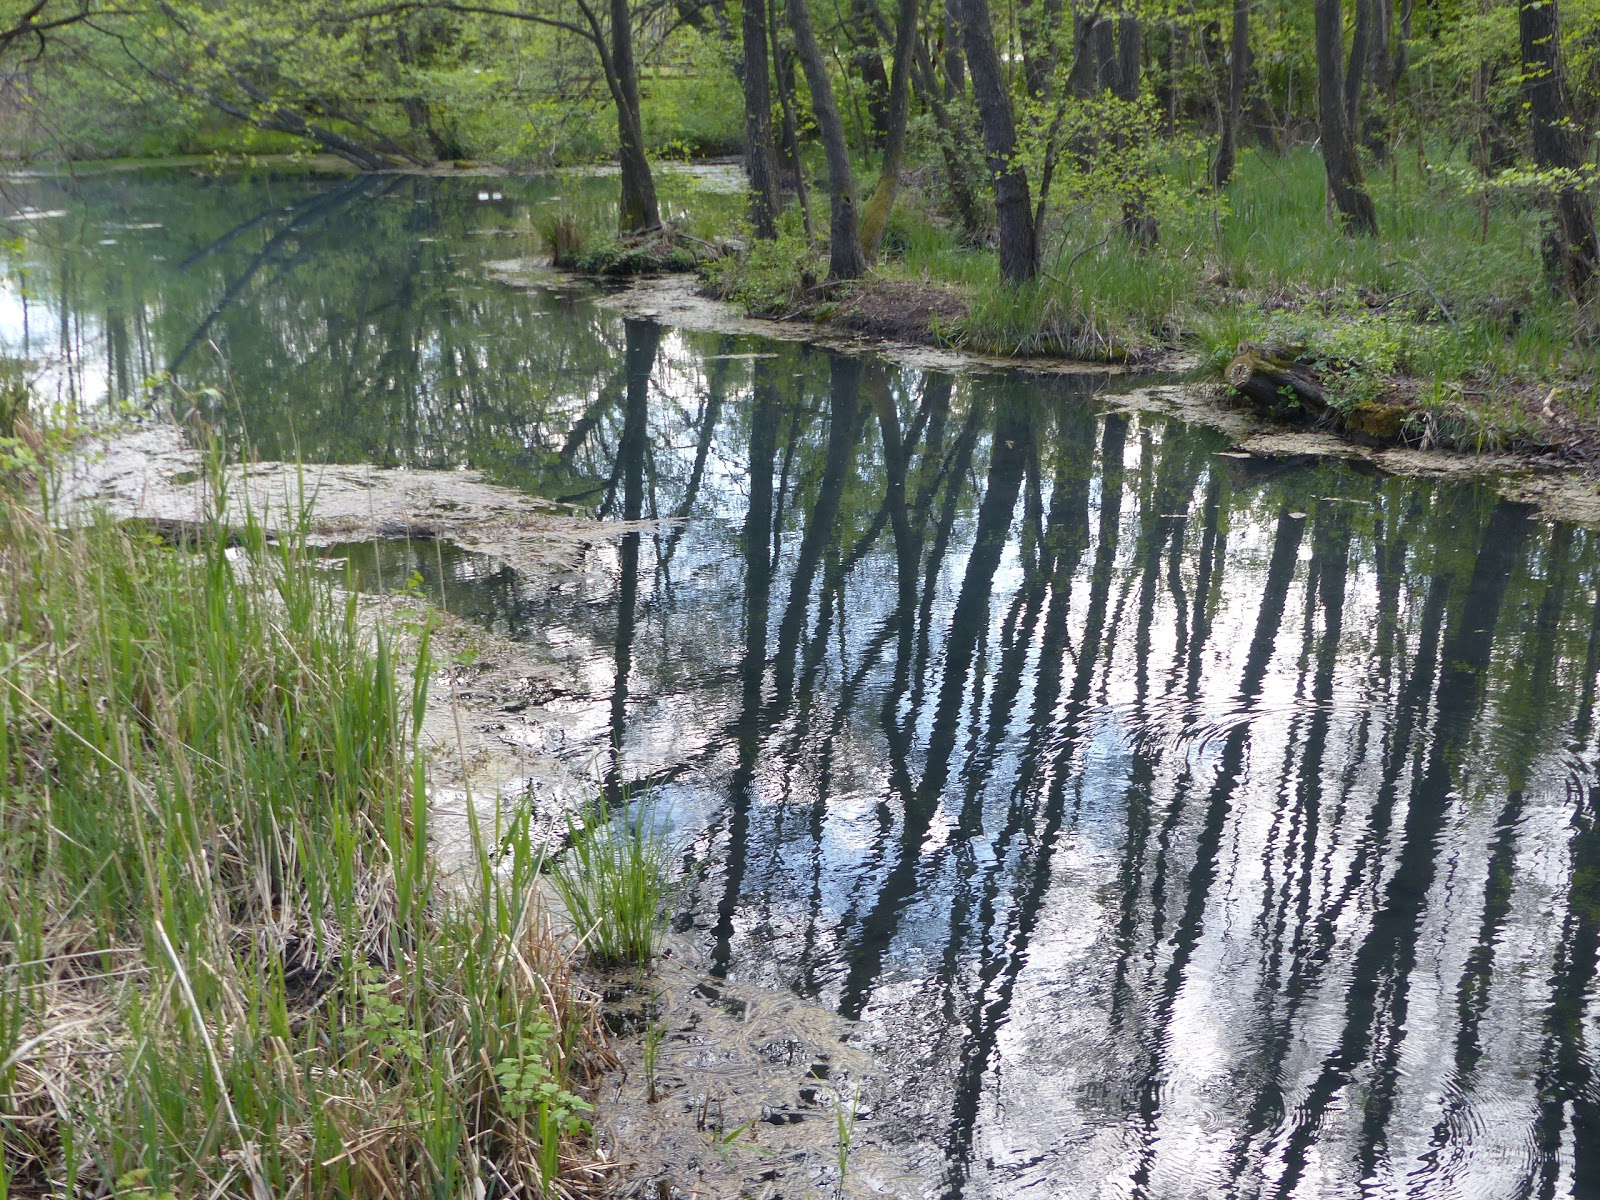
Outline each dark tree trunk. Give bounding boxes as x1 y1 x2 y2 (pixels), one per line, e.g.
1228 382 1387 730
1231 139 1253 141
1344 0 1371 134
850 0 893 146
943 0 966 96
859 0 920 260
768 0 814 235
1068 13 1097 98
1212 0 1248 186
741 0 782 237
911 40 988 241
1091 17 1117 92
1113 12 1141 101
1519 0 1600 298
1113 13 1157 246
397 27 464 161
958 0 1037 282
1315 0 1379 235
1021 0 1064 99
610 0 661 232
787 0 867 278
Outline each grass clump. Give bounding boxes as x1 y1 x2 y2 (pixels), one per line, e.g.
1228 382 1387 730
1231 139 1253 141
0 450 612 1197
552 798 669 968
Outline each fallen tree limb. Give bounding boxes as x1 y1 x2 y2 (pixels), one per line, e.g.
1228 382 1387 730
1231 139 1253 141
1224 349 1332 419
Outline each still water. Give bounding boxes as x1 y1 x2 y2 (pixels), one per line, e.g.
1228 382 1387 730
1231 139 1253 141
10 168 1600 1199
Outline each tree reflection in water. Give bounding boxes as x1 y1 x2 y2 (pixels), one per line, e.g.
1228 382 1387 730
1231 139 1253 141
11 170 1600 1199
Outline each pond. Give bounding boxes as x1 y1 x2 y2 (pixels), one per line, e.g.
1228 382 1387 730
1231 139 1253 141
9 167 1600 1200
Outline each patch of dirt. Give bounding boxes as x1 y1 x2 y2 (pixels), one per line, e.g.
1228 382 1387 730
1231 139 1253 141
828 276 970 345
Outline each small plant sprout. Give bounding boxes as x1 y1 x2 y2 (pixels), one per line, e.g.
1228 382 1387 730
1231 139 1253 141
642 1008 667 1103
833 1084 859 1194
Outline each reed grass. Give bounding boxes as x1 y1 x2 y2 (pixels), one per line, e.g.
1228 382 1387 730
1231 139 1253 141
0 449 612 1197
551 798 668 969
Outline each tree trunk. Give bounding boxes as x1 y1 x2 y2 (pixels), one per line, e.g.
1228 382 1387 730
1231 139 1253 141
610 0 661 232
911 40 988 241
850 0 892 146
1225 350 1332 418
1113 12 1140 101
859 0 919 260
1020 0 1064 99
1343 0 1371 134
1212 0 1247 186
1315 0 1378 235
958 0 1037 283
741 0 782 237
768 0 814 237
1114 13 1157 246
943 0 965 96
1519 0 1599 299
1068 13 1097 98
787 0 867 279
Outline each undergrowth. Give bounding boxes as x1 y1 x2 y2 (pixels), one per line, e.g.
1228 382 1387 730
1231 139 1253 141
0 446 613 1197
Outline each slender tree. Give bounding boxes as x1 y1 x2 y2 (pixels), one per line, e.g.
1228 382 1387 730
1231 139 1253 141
1315 0 1379 235
859 0 919 261
1519 0 1599 298
957 0 1037 282
1212 0 1248 187
740 0 781 238
786 0 866 279
609 0 660 231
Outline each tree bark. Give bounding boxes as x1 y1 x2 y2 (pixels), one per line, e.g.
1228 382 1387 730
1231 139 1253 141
943 0 965 96
1315 0 1378 235
1343 0 1371 134
849 0 892 146
741 0 782 237
859 0 919 260
1020 0 1064 99
610 0 661 232
768 0 814 237
1212 0 1248 186
911 40 987 240
787 0 867 279
1519 0 1599 298
957 0 1038 283
1224 350 1332 418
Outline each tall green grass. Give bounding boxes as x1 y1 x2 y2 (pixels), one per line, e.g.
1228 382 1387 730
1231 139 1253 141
881 146 1599 408
552 798 669 969
0 457 609 1196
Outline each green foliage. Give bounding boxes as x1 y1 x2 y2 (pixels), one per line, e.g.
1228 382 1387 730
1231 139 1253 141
703 207 820 314
551 795 669 968
0 438 601 1196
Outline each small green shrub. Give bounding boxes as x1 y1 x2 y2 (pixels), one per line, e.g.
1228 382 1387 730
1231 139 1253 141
703 207 819 314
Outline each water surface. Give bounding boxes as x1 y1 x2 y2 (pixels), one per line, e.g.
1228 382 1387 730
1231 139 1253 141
10 169 1600 1200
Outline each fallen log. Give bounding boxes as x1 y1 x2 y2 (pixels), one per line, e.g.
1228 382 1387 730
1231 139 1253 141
1224 349 1332 420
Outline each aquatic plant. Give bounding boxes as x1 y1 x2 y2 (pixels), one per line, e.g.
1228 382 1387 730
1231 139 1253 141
552 796 670 968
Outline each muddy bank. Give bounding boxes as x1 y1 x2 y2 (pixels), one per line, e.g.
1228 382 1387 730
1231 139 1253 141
491 265 1600 527
599 937 921 1199
489 261 1141 378
64 421 925 1195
